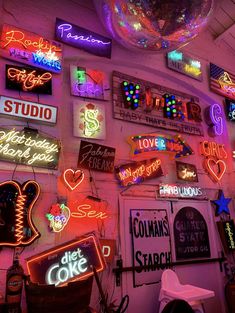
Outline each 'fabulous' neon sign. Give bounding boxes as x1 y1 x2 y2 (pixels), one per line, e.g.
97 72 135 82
26 235 106 286
55 18 112 58
158 183 205 199
128 133 193 159
0 24 62 73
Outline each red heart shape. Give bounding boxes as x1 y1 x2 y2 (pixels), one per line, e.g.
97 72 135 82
205 158 226 182
89 70 104 84
63 169 84 191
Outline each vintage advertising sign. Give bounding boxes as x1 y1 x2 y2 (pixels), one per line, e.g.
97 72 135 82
70 65 109 100
115 158 163 187
55 18 112 58
6 64 52 94
210 63 235 100
0 180 40 247
0 96 57 124
217 220 235 253
131 209 171 287
73 101 106 140
158 184 206 199
0 24 62 73
128 133 193 159
205 103 224 137
176 161 198 182
225 98 235 121
113 71 203 136
200 140 227 182
174 207 211 260
0 127 60 169
78 140 115 173
26 235 106 286
167 50 202 81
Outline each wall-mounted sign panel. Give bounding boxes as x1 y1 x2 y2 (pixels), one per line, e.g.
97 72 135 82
176 161 198 182
174 207 211 260
113 71 203 136
99 239 116 263
128 133 193 159
0 96 57 124
167 50 202 81
6 64 52 94
131 209 171 287
73 101 106 140
78 140 115 173
217 220 235 253
0 127 60 169
225 98 235 121
0 180 40 247
210 63 235 100
26 235 106 286
0 24 62 73
55 18 112 58
70 65 109 100
158 184 206 199
115 158 163 187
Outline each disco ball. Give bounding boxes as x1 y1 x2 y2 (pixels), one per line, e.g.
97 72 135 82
94 0 214 52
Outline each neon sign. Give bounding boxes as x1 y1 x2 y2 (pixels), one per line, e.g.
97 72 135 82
55 18 112 58
167 50 202 81
0 24 62 73
176 161 198 182
217 220 235 252
73 101 106 139
70 65 109 100
210 63 235 100
0 180 40 247
121 81 140 110
63 168 85 191
128 133 193 159
46 203 70 233
115 158 163 187
205 103 224 137
6 64 52 94
0 127 60 169
163 94 185 120
158 184 205 199
200 141 227 182
211 190 231 216
26 235 106 286
225 98 235 122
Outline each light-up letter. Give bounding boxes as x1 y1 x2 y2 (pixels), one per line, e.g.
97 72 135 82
206 103 224 137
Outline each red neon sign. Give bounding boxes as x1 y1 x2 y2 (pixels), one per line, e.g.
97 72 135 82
63 168 85 191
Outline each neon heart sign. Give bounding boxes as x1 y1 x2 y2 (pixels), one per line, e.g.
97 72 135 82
200 141 227 182
63 168 84 191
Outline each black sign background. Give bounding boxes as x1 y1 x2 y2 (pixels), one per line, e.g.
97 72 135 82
174 206 210 260
176 161 198 182
6 64 52 94
78 140 115 173
217 220 235 253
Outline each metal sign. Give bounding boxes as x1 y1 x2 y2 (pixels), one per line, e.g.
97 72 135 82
158 184 206 199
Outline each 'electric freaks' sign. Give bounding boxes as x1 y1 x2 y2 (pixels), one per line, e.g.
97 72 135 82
26 235 106 286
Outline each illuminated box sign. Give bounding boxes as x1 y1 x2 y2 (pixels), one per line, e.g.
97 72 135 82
0 127 60 169
26 235 106 286
225 98 235 121
128 133 193 159
113 71 204 136
158 184 206 199
115 158 163 187
217 220 235 253
73 101 106 140
6 64 52 94
0 96 57 124
167 50 202 81
78 140 115 173
0 24 62 73
55 18 112 58
70 65 109 100
210 63 235 100
176 161 198 182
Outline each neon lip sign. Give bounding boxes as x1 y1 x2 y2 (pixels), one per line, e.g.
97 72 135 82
55 18 112 58
6 64 52 94
0 24 62 73
115 158 163 187
26 235 106 286
128 133 193 159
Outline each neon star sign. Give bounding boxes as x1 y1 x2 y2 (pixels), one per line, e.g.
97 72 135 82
200 140 227 182
0 180 40 247
211 190 231 216
128 133 193 159
0 24 62 73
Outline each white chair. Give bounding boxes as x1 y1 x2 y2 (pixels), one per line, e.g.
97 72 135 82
158 269 215 313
